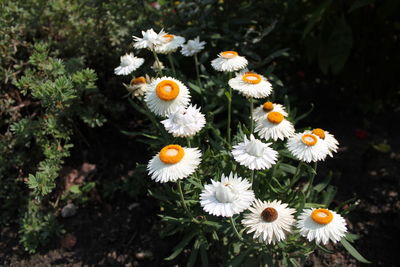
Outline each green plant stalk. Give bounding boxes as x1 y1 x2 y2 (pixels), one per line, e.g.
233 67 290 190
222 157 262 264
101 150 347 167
230 217 243 241
168 53 176 77
290 161 304 187
250 169 255 191
194 54 202 88
250 97 254 133
187 137 191 148
177 180 198 223
151 50 163 76
305 162 318 198
227 72 233 145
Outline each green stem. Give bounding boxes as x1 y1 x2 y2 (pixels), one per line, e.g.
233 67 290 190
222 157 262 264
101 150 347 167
227 72 233 146
290 161 304 187
177 180 198 222
168 53 176 77
250 97 254 133
230 217 243 241
194 54 202 88
305 162 318 198
151 50 163 76
187 137 191 148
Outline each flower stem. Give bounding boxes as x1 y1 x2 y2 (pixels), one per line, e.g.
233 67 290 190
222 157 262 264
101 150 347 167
194 54 202 88
305 162 318 198
290 161 304 187
151 50 163 76
230 217 243 241
168 53 176 77
227 72 233 146
187 137 191 148
177 180 198 222
250 97 254 133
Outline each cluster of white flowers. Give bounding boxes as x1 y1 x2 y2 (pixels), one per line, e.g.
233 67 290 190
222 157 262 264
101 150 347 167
115 28 347 249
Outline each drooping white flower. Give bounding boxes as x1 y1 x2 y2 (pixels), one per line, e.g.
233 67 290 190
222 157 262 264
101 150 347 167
114 53 144 75
311 128 339 157
151 60 165 72
200 173 254 217
161 105 206 137
123 75 151 98
211 51 248 72
232 135 278 170
297 208 347 244
133 29 166 50
181 36 206 57
154 34 186 54
147 144 201 183
228 70 272 99
145 76 191 117
253 101 288 122
242 199 296 244
254 111 295 141
286 131 330 162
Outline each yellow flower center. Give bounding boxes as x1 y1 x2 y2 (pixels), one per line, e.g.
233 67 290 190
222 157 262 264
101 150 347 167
267 111 284 124
261 207 278 222
242 72 262 84
312 128 325 139
156 80 180 101
159 144 185 164
262 101 274 111
131 76 146 85
301 134 318 146
163 34 175 42
220 51 238 59
311 208 333 224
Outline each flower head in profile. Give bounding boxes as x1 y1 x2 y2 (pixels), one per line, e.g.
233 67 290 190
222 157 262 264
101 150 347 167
254 111 295 141
311 128 339 157
253 101 288 122
161 105 206 137
286 131 330 162
297 208 347 244
181 36 206 57
211 51 248 72
154 34 186 54
228 70 272 99
200 173 254 217
114 53 144 75
242 199 296 244
123 75 151 98
145 76 191 117
133 29 166 50
232 135 278 170
147 144 201 183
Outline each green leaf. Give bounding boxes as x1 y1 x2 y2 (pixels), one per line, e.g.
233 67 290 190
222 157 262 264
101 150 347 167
164 231 198 260
348 0 375 12
188 82 203 94
69 185 81 194
200 244 209 267
303 0 332 38
322 185 337 206
228 247 252 267
314 172 332 192
187 239 201 267
345 233 361 242
340 238 371 263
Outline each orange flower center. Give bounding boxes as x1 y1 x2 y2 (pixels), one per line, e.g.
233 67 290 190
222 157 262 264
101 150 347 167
156 80 180 101
311 209 333 224
263 101 274 111
267 111 284 124
131 76 146 85
242 72 262 84
220 51 238 59
261 207 278 222
163 34 175 42
159 144 185 164
312 128 326 139
301 134 317 146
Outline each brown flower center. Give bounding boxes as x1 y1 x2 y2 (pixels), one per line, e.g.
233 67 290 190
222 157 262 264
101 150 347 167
261 207 278 222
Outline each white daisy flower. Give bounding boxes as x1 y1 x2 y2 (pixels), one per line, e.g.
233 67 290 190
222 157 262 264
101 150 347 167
154 34 186 54
200 173 254 217
123 75 151 98
147 144 202 183
242 199 296 244
232 135 278 170
211 51 248 72
133 29 166 50
161 105 206 137
254 111 295 141
253 101 288 122
311 128 339 157
297 208 347 244
286 132 330 162
114 53 144 75
181 36 206 57
228 71 272 99
145 76 191 117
